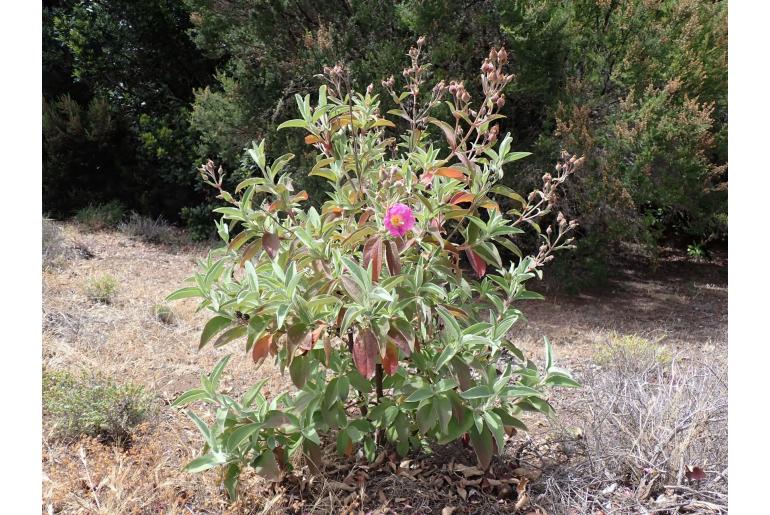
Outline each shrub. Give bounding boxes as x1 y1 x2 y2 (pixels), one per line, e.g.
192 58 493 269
119 212 177 244
85 274 118 304
538 351 727 513
151 303 176 325
43 368 154 444
75 201 125 231
593 332 672 370
170 42 582 499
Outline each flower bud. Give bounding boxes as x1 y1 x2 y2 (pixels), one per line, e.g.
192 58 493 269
497 47 508 64
481 60 494 74
417 35 426 47
496 94 505 108
489 48 497 61
546 226 552 236
461 90 471 103
542 173 552 183
366 83 374 95
448 82 458 95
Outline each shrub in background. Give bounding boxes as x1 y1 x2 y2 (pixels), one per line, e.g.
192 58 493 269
85 274 118 304
43 368 154 444
171 43 581 499
74 201 126 231
118 212 177 244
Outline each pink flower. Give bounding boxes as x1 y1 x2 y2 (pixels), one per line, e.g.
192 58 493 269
384 203 415 237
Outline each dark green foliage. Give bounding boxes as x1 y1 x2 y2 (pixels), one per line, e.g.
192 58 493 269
43 369 154 443
44 0 727 285
42 0 218 220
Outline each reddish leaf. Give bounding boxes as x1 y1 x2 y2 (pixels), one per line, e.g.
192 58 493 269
262 231 280 259
239 239 263 267
291 190 309 203
252 334 273 363
449 192 475 205
388 327 412 356
382 341 399 375
363 235 384 283
419 170 435 186
353 328 379 379
384 240 401 276
311 324 326 344
465 248 487 278
434 167 466 181
358 209 372 227
685 465 706 481
287 325 312 356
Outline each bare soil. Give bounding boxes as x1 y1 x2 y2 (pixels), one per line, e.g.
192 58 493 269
42 223 727 514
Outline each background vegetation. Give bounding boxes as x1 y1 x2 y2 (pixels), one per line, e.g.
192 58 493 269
43 0 727 286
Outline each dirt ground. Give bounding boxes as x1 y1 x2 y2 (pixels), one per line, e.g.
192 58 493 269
42 223 728 514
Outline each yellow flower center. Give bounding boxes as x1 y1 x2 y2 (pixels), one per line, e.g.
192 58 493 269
390 214 404 227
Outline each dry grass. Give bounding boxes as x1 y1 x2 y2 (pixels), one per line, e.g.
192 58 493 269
42 223 728 514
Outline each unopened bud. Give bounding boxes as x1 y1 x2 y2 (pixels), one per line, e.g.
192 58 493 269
366 83 374 95
546 226 552 236
496 94 505 108
489 48 497 61
544 255 554 263
448 83 458 95
461 90 471 103
569 220 579 229
417 35 426 47
481 61 494 74
542 173 552 183
497 47 508 64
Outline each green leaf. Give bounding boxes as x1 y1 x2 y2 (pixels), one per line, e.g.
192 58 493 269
184 452 228 473
460 385 493 400
253 450 281 480
172 388 210 407
213 325 247 348
166 287 202 301
545 372 581 388
483 411 506 453
200 316 232 350
469 425 494 470
276 119 308 130
208 354 231 387
406 387 433 403
226 422 262 450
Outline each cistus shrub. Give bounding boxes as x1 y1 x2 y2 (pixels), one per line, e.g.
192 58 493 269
170 41 582 499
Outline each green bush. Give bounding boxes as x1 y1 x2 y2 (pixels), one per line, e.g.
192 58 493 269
85 274 118 304
43 369 154 443
75 201 126 231
594 332 672 370
171 43 580 499
152 303 176 325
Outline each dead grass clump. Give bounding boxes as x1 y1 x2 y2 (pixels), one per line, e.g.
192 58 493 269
533 344 728 513
43 218 67 268
119 212 178 244
43 218 95 270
